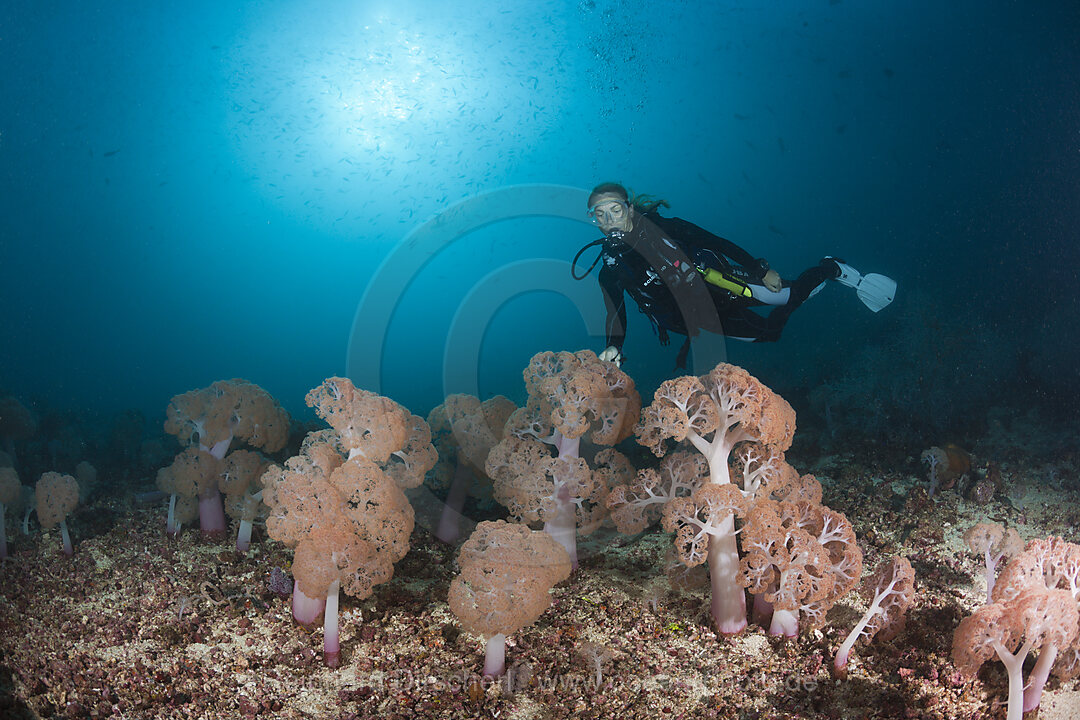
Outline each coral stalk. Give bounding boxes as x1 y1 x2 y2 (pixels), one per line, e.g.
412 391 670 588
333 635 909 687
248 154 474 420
706 516 746 634
323 579 341 668
484 633 506 677
291 580 326 627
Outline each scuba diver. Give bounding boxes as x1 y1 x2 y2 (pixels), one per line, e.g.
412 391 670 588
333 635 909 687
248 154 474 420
573 182 896 368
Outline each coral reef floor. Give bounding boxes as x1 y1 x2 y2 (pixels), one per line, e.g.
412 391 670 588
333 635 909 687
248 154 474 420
2 428 1079 720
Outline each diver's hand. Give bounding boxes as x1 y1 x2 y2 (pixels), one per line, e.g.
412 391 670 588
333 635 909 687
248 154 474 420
599 345 623 367
762 269 782 292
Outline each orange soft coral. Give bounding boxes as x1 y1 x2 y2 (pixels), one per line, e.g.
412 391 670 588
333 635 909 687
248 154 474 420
448 520 571 677
963 521 1023 602
485 435 604 570
306 377 437 490
35 472 79 556
261 381 423 667
737 498 862 637
486 351 640 568
164 380 289 538
165 379 289 459
155 446 223 538
636 363 795 485
606 450 706 535
519 350 640 452
953 537 1080 720
304 378 407 463
641 362 796 634
834 556 915 677
220 449 272 552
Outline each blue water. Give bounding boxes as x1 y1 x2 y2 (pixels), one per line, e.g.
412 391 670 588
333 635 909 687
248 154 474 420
1 0 1078 433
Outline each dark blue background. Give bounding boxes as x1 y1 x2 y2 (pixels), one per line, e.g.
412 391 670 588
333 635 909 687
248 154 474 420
2 0 1077 426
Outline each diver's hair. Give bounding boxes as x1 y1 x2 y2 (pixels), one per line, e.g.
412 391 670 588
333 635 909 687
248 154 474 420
629 193 670 213
587 182 669 214
587 182 629 208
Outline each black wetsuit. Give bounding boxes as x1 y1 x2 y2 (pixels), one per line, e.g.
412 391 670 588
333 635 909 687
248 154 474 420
598 211 835 361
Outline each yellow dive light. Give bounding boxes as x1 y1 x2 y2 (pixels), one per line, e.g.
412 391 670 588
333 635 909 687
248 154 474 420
698 267 754 298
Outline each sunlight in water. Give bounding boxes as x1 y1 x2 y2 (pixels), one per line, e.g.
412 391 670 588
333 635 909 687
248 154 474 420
326 21 480 152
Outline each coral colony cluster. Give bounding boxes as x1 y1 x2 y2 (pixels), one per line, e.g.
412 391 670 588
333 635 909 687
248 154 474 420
0 352 1079 719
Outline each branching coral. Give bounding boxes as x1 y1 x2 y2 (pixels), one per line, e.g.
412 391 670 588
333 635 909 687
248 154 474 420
833 556 916 677
953 537 1080 720
605 362 866 642
638 363 797 634
736 497 863 637
606 450 707 535
486 350 639 568
963 521 1023 602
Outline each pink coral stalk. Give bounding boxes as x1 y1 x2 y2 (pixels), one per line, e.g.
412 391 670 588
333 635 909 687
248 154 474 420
198 491 227 540
323 580 341 668
543 476 580 570
291 580 326 627
547 434 584 568
707 518 746 634
994 637 1036 720
435 464 472 544
236 517 255 553
750 592 774 628
1024 645 1058 712
59 518 73 556
165 493 178 538
484 634 506 677
769 608 799 638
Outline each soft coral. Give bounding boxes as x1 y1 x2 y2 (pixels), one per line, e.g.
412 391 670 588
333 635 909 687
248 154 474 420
261 378 433 667
953 537 1080 720
164 379 290 538
637 363 796 634
833 556 915 677
448 520 571 677
485 350 639 568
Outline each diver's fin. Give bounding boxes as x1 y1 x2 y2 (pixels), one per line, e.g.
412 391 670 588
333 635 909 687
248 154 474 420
855 273 896 311
832 260 896 312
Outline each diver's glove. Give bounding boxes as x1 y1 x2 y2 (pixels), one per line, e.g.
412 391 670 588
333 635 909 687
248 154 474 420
751 258 783 292
599 345 623 367
762 269 783 292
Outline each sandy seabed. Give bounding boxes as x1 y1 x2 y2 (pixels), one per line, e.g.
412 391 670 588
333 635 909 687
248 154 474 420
2 413 1078 720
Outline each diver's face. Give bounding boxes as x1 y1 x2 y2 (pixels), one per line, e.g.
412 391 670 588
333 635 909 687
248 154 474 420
589 193 633 235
